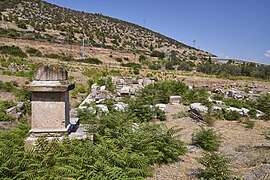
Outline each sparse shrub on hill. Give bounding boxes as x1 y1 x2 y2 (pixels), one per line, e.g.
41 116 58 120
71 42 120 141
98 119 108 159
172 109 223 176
121 62 142 69
165 62 174 70
26 48 42 57
45 53 62 59
177 61 194 71
115 57 123 62
150 50 165 59
84 57 103 65
0 45 27 58
197 62 270 80
192 128 222 152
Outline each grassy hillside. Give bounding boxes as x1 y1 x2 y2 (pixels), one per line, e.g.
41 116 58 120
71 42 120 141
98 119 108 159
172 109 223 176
0 0 213 60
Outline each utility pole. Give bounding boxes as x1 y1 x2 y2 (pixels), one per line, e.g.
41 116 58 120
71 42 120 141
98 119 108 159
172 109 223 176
193 40 196 47
143 19 146 27
82 15 85 61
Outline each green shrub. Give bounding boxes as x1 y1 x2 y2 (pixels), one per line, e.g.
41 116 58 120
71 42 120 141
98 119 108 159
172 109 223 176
0 45 27 58
45 53 62 59
224 111 241 121
148 63 161 70
0 111 185 179
115 57 123 62
172 111 189 119
76 85 87 94
0 112 13 121
133 67 140 75
138 80 188 105
243 120 255 129
0 100 15 111
192 128 222 152
198 152 231 180
139 55 146 61
121 62 142 69
84 57 103 65
15 88 31 101
0 81 16 92
264 129 270 140
182 88 209 104
150 50 165 59
257 94 270 120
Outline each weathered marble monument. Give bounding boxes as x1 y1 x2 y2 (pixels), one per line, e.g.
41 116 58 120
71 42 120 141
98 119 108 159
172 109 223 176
28 64 74 136
25 64 89 145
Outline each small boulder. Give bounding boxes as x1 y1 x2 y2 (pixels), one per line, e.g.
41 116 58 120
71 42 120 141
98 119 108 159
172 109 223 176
241 108 250 116
226 107 243 115
100 85 106 91
5 106 17 116
96 104 109 113
155 104 167 112
113 102 128 112
16 102 25 110
170 96 182 104
120 86 130 95
256 110 265 118
211 106 222 112
190 103 208 115
91 84 100 93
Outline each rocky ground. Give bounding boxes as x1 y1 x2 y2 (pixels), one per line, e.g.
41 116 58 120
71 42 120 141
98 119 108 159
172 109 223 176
147 104 270 180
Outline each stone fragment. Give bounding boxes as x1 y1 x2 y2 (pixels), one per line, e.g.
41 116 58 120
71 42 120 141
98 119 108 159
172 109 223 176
120 86 130 95
241 108 250 116
155 104 167 112
113 102 128 112
226 107 243 115
91 84 100 93
100 85 106 91
170 96 182 104
256 110 265 118
211 106 222 112
96 104 109 113
190 103 208 115
5 106 17 116
16 102 25 110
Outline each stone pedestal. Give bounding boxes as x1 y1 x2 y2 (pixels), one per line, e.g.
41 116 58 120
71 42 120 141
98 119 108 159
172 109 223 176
27 64 75 137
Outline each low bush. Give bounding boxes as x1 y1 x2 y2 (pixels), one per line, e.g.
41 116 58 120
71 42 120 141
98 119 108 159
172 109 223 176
84 57 103 65
45 53 62 59
0 112 13 121
115 57 123 62
198 152 231 180
0 45 27 58
224 111 241 121
192 128 222 152
0 111 186 179
26 48 42 57
0 81 16 92
121 62 142 69
243 120 255 129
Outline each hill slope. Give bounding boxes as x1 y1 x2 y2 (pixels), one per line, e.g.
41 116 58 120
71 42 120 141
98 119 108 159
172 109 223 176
0 0 213 60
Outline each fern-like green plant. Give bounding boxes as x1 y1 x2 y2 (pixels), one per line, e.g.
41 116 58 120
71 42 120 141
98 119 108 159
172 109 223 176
192 128 222 152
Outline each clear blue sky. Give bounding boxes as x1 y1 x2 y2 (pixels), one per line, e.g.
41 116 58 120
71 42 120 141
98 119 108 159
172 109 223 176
45 0 270 64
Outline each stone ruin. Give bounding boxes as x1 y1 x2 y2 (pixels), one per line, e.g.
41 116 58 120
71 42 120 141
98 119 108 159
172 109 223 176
25 64 89 145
